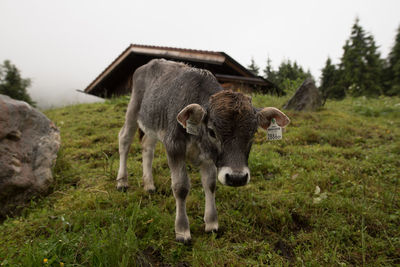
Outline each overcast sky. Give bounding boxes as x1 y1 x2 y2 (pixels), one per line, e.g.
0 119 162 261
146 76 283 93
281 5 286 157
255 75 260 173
1 0 399 108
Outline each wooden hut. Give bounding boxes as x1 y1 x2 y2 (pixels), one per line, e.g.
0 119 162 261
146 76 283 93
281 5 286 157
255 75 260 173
84 44 283 97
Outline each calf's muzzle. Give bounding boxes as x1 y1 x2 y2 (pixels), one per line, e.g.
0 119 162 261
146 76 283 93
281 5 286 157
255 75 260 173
217 166 250 187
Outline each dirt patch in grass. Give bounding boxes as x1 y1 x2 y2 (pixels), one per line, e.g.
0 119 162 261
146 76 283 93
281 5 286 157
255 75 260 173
274 239 294 262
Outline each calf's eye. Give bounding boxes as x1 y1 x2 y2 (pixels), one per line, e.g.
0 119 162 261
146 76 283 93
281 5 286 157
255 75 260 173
208 128 216 139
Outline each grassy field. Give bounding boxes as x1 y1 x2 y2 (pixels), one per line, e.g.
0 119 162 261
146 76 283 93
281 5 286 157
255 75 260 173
0 94 399 266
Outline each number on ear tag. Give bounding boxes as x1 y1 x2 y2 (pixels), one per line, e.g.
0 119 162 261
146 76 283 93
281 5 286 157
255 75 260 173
267 118 282 141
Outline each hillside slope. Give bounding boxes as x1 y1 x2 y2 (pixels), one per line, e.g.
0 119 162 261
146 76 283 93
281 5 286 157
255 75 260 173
1 95 399 266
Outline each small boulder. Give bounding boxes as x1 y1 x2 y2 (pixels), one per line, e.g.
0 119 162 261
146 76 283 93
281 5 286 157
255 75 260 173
0 94 60 219
283 78 322 111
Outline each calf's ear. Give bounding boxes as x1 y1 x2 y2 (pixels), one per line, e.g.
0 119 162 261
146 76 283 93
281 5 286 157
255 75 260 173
177 104 206 135
257 107 290 130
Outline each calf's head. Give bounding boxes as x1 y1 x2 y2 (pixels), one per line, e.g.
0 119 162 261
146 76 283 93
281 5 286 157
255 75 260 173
177 91 290 187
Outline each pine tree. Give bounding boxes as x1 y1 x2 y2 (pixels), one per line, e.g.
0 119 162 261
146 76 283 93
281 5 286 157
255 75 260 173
262 58 313 92
320 57 344 102
365 35 384 95
385 25 400 96
339 18 383 97
276 60 312 89
278 60 311 81
0 60 35 106
263 57 279 84
247 57 260 76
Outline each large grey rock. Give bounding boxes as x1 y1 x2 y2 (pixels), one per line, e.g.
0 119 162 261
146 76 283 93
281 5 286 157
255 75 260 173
0 94 60 219
283 78 322 111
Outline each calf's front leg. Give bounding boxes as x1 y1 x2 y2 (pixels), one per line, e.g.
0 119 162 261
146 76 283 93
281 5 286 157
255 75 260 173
167 152 191 244
200 160 218 233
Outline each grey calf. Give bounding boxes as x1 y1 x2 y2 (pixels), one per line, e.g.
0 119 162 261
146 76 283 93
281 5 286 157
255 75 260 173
116 59 290 243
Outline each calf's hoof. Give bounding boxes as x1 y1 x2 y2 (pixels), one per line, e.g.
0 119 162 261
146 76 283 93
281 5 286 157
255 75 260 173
116 185 129 192
206 228 218 234
144 184 156 193
176 236 192 245
116 178 129 192
205 222 219 233
175 232 191 245
146 188 156 194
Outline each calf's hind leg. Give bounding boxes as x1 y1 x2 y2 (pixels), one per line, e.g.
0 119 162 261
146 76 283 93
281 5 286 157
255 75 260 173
141 133 157 192
116 100 139 191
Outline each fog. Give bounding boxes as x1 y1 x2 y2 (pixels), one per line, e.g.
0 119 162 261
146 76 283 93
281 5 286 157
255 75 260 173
0 0 399 109
29 86 104 110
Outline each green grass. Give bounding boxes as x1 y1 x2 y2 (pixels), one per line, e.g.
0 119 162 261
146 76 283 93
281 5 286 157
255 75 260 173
1 94 399 266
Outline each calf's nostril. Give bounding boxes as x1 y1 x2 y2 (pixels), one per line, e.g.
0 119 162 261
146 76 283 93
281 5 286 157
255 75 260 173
224 172 249 187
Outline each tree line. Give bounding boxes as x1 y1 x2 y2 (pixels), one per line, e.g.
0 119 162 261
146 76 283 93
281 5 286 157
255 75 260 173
248 18 400 99
248 56 313 94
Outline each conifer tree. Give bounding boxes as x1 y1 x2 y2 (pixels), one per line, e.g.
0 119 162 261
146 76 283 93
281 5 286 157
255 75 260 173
320 57 344 102
263 57 277 83
0 60 35 106
385 25 400 95
262 58 313 92
247 57 260 76
276 60 312 88
339 18 383 96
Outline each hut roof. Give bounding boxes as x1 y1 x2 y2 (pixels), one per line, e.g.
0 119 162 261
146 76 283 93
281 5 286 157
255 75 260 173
84 44 282 97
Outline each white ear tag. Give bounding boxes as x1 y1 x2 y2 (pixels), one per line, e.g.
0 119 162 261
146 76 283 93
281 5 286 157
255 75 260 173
186 120 200 135
267 118 282 141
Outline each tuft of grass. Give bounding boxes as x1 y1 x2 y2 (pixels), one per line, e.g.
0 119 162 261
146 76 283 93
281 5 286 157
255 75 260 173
0 95 399 266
